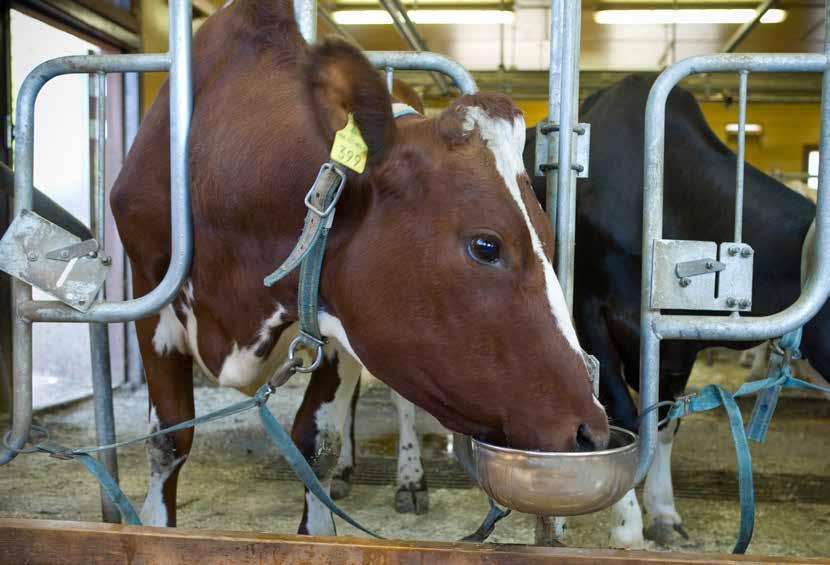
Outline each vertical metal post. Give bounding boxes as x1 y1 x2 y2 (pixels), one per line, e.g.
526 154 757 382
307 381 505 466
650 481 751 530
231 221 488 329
89 72 120 524
734 70 748 243
386 67 394 94
545 0 564 229
167 0 194 326
0 0 192 465
536 0 577 546
123 72 144 387
294 0 317 44
554 0 580 312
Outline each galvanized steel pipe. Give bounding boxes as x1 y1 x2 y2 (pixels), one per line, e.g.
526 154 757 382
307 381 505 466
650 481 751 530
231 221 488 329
1 0 192 464
734 70 749 244
17 7 192 324
367 51 478 95
294 0 317 43
554 0 581 311
636 50 830 482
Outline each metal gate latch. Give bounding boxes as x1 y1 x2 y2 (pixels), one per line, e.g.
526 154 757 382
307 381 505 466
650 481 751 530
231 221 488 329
46 239 101 261
651 239 753 311
675 258 725 285
0 209 110 312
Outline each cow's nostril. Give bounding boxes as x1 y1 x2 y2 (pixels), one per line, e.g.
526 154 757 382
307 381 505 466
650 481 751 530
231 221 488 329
575 423 597 452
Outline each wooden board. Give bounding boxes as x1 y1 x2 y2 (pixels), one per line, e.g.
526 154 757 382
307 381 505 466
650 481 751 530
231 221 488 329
0 519 828 565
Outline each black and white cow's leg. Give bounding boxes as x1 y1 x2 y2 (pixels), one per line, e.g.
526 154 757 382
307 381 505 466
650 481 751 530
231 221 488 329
643 419 687 544
608 489 645 549
331 382 360 500
391 390 429 514
134 309 195 527
292 346 361 536
574 296 644 549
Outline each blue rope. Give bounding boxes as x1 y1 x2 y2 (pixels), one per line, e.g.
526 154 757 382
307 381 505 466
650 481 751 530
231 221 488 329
665 328 830 554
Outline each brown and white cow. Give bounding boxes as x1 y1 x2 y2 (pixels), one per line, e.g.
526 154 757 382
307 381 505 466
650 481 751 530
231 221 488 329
111 0 608 534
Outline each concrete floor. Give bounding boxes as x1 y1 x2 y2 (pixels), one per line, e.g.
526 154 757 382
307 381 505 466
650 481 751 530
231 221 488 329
1 352 829 558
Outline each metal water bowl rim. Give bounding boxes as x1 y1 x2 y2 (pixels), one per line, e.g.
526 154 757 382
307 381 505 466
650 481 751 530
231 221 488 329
471 426 638 456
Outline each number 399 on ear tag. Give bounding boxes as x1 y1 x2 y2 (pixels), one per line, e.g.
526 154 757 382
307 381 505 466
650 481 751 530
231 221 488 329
330 113 368 174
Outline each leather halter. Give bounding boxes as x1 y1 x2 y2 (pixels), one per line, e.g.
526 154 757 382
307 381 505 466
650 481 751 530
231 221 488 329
262 106 422 372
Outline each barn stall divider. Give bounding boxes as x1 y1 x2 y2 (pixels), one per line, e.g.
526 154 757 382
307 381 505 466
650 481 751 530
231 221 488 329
0 0 481 521
637 0 830 553
0 0 829 561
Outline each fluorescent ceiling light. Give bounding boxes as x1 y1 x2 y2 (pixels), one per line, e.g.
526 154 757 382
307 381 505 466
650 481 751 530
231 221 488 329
332 9 515 25
594 8 787 25
725 123 763 135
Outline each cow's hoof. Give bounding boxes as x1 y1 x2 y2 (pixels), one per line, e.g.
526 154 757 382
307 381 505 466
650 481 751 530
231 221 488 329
609 520 646 550
330 476 352 500
608 529 646 550
644 520 689 546
395 485 429 514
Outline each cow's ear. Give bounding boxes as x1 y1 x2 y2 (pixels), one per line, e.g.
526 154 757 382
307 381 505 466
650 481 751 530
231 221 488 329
302 39 396 166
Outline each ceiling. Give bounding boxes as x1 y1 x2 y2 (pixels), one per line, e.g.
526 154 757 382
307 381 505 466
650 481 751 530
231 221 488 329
323 1 825 71
197 0 827 101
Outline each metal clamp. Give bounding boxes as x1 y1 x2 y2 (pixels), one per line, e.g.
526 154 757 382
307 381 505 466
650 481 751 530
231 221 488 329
534 120 591 178
304 163 346 218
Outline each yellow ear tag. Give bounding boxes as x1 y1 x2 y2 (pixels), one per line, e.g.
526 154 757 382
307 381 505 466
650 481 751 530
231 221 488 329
330 113 368 174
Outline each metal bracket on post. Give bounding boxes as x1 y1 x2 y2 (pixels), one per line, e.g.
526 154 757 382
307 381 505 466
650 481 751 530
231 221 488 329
651 239 753 311
0 210 109 312
534 120 590 178
717 242 755 312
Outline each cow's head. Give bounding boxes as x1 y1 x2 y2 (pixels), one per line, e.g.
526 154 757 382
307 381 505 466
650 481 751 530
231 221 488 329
304 40 609 452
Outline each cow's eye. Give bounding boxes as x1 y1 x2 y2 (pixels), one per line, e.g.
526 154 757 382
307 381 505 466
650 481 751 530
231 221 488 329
468 235 502 266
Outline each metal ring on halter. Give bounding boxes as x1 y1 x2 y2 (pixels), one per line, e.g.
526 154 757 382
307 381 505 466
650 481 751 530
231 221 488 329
288 333 327 373
638 399 679 428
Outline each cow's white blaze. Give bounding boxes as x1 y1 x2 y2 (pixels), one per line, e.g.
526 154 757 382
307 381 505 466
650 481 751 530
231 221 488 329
462 107 581 354
609 489 645 549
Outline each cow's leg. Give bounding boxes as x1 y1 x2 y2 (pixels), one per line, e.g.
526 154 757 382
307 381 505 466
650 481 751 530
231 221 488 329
643 419 686 545
575 297 644 549
608 489 645 549
293 348 361 536
391 390 428 514
135 307 195 527
331 382 360 500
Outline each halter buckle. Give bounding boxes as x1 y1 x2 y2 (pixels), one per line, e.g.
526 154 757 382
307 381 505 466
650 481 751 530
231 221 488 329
304 163 346 218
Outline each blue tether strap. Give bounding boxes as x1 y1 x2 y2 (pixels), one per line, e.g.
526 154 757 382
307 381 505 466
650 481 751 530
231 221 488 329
257 399 383 538
38 441 142 525
665 327 830 554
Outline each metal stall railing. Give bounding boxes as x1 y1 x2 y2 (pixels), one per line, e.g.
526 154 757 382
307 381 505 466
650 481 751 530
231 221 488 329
0 0 194 526
1 0 478 525
637 6 830 482
531 0 587 319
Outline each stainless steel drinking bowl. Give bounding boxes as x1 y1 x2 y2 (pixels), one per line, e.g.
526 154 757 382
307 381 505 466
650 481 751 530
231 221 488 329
470 427 638 516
